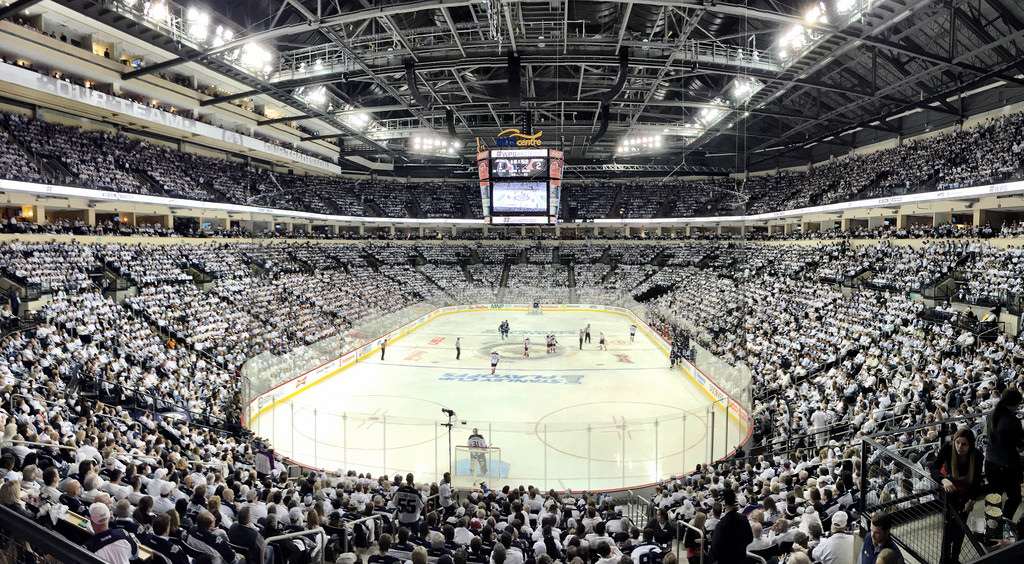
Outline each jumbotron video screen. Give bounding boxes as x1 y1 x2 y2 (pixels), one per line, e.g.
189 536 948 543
478 149 563 224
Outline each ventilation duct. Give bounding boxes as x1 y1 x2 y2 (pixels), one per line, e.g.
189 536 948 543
590 104 610 145
447 108 457 137
508 55 521 109
601 47 629 104
405 61 432 110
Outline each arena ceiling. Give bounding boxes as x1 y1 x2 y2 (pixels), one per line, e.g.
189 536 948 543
53 0 1024 175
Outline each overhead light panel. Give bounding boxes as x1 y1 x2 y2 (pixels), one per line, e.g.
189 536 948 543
186 7 210 42
615 134 664 155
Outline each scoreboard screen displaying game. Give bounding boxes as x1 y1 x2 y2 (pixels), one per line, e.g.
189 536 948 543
491 181 548 213
491 156 548 178
477 149 563 224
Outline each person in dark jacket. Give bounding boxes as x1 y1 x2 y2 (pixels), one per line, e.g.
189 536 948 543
985 388 1024 522
139 513 189 564
708 489 752 564
229 506 272 564
645 508 675 547
930 427 984 562
184 511 238 563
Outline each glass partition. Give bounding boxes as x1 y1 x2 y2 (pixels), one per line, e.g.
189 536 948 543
243 298 752 492
249 401 742 492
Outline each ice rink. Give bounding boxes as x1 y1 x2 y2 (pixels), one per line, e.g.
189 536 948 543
247 308 746 492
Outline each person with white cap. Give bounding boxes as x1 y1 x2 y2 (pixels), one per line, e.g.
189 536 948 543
804 510 854 564
152 481 176 515
85 501 139 564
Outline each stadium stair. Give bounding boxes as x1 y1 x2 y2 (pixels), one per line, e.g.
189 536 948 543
497 261 511 301
630 267 660 297
417 266 448 294
407 194 423 218
456 185 473 218
607 185 627 218
129 169 169 197
0 119 75 185
363 200 385 216
655 196 675 218
601 264 616 285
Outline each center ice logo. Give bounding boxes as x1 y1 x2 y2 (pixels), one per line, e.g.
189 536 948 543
439 373 583 384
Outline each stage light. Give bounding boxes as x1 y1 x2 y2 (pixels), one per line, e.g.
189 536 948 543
805 4 827 24
836 0 857 14
240 43 272 72
146 1 168 21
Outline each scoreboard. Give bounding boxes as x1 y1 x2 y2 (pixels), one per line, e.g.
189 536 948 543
477 149 563 224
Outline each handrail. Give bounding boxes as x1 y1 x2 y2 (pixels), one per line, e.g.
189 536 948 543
263 526 326 564
675 520 704 564
340 513 383 553
84 375 229 429
0 503 106 563
7 439 77 452
627 490 655 528
12 392 64 407
424 493 439 517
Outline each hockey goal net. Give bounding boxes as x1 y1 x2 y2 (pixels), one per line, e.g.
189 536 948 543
453 445 503 488
528 302 543 315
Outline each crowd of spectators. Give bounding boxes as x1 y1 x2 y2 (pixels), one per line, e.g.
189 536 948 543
0 97 1022 225
0 231 1023 562
0 240 99 292
0 122 44 183
9 15 1024 563
504 265 570 303
956 243 1024 307
4 114 147 194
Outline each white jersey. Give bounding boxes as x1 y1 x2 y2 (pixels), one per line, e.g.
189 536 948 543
468 434 487 449
524 338 530 350
491 353 500 365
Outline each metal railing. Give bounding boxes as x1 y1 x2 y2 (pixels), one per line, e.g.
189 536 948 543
81 376 229 428
339 514 383 554
0 504 106 564
676 520 705 564
859 412 993 564
625 491 654 531
263 527 326 564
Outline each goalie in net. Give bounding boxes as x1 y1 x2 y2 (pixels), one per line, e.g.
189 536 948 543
467 428 488 475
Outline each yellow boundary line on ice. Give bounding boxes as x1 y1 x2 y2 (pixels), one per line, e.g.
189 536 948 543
247 307 748 430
